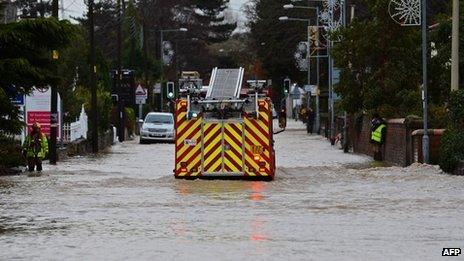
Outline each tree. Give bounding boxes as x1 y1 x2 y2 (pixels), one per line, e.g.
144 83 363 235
191 0 237 43
247 0 308 102
0 18 75 135
331 0 422 117
16 0 52 18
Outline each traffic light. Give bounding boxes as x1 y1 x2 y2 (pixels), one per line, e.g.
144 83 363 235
283 78 291 94
167 82 175 99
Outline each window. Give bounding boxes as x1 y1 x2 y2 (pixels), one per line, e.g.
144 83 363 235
145 114 173 124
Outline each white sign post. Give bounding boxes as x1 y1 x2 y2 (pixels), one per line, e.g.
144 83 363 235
25 88 62 139
135 84 147 120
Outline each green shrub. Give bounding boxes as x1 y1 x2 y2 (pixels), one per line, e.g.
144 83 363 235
125 107 136 135
448 89 464 128
439 90 464 173
439 128 464 173
429 104 448 129
0 136 23 168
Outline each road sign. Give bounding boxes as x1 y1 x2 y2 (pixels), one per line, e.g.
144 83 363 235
304 85 318 96
25 88 61 138
11 94 24 106
135 84 147 105
332 67 341 85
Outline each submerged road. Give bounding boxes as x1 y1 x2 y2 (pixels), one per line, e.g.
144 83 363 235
1 123 463 260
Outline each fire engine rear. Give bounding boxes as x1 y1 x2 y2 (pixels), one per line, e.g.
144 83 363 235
174 68 277 180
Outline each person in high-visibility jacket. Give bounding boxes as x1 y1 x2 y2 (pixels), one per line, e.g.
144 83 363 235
22 122 48 172
370 113 386 161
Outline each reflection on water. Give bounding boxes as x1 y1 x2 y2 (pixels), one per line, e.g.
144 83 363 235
0 141 463 260
250 217 268 242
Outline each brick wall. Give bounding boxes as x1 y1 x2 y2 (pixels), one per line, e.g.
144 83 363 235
411 129 445 165
348 115 422 166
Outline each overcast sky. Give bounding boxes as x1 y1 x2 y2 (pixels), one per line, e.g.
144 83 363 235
63 0 249 23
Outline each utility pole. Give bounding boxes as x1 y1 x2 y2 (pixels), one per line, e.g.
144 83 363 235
160 30 164 112
315 6 320 134
328 40 334 143
89 0 98 152
129 0 136 69
421 0 429 163
117 0 125 142
307 24 311 108
49 0 58 165
451 0 460 91
143 21 151 110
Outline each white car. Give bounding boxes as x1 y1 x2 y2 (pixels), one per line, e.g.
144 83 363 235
139 112 175 143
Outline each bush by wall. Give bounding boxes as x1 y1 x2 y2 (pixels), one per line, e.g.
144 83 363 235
439 128 464 173
439 90 464 173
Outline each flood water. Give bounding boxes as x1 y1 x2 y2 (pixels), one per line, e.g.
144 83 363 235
1 129 463 260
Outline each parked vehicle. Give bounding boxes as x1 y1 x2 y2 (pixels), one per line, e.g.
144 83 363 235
139 112 175 143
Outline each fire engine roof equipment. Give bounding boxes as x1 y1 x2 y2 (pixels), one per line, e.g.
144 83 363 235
206 67 244 100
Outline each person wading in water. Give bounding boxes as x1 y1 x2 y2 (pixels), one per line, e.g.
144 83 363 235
22 122 49 172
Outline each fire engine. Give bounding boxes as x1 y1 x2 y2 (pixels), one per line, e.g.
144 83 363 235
174 68 278 180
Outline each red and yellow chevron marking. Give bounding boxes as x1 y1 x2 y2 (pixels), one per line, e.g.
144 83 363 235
174 98 275 180
223 122 244 173
244 98 273 178
175 100 201 177
202 122 223 173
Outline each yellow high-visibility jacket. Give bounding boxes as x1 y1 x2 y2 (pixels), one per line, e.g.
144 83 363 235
371 124 386 144
23 133 49 159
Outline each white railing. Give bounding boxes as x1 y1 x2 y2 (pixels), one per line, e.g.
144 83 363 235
62 105 88 143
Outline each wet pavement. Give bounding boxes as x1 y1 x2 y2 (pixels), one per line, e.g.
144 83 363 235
1 126 463 260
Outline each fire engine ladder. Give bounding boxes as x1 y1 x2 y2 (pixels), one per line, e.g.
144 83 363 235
206 67 244 101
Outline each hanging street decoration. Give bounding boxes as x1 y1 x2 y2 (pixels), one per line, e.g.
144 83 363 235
388 0 421 26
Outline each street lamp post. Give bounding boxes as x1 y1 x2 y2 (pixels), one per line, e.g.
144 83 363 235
280 16 312 120
451 0 459 91
50 0 59 164
421 0 430 163
283 3 321 133
159 28 188 112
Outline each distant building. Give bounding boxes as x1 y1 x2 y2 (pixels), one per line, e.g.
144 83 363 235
1 0 17 24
